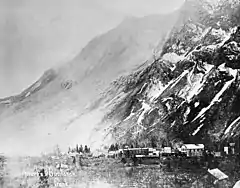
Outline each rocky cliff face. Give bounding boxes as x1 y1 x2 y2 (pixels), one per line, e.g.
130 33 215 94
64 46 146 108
96 0 240 149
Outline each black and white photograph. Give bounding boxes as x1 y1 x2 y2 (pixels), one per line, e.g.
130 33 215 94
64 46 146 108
0 0 240 187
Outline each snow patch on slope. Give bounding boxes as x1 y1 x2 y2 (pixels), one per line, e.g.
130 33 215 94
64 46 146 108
148 70 190 102
192 69 237 123
137 102 151 125
25 92 31 97
180 64 214 102
0 100 11 104
193 27 211 42
192 124 204 136
124 109 136 122
183 107 191 123
162 53 185 64
224 116 240 135
211 28 227 40
218 27 237 46
148 82 165 102
30 81 42 92
170 70 189 89
138 83 148 94
165 102 171 111
190 64 213 92
218 63 226 71
194 101 200 107
192 117 206 136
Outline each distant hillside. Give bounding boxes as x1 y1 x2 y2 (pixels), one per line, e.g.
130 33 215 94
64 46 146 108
0 12 179 156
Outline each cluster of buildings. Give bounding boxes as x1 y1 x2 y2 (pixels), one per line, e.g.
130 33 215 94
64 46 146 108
107 141 240 159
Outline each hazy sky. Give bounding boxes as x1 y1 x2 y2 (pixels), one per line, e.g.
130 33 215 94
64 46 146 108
0 0 184 98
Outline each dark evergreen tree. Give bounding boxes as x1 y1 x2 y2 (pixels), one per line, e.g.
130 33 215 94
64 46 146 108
151 137 158 148
109 144 115 151
119 143 123 149
115 143 119 151
76 144 79 153
79 145 83 153
84 145 88 153
135 141 139 148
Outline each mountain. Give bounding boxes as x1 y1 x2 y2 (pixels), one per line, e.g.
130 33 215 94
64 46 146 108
91 0 240 150
2 0 240 156
0 12 180 156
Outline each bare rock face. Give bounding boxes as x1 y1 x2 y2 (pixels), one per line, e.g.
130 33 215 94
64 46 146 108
98 1 240 148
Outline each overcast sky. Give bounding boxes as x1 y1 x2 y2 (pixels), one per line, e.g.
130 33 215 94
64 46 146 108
0 0 184 98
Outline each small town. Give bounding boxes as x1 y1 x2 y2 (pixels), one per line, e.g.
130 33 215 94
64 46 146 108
2 140 236 188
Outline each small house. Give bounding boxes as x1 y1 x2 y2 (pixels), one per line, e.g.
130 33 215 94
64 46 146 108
180 144 204 157
163 147 172 154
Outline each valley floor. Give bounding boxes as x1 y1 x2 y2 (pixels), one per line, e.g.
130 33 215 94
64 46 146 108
1 154 240 188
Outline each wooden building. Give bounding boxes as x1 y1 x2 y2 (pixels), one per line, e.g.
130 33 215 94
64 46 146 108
180 144 204 157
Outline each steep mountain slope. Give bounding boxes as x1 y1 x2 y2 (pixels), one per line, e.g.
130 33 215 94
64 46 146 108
94 0 240 149
0 12 180 156
2 0 239 155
